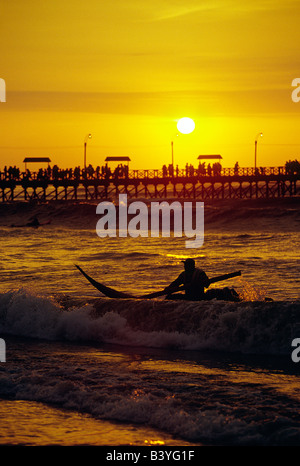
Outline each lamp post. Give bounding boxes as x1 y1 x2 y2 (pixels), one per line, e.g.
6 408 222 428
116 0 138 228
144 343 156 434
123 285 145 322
254 132 263 175
84 133 92 169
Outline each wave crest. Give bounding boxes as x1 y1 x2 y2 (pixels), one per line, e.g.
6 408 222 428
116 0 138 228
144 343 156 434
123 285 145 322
0 288 299 355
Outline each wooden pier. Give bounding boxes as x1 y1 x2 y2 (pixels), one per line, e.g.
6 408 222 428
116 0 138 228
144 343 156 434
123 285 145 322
0 166 299 203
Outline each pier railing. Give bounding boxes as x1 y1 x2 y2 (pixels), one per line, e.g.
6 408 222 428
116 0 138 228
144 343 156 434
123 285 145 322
130 166 287 179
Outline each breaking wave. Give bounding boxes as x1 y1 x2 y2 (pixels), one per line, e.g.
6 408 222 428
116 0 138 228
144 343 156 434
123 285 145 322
0 288 299 355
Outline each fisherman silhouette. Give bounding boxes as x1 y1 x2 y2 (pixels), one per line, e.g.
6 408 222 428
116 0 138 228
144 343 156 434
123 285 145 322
164 258 210 300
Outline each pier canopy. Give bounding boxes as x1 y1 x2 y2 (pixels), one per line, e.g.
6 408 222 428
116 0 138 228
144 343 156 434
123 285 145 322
105 157 131 163
197 155 222 160
105 156 131 168
23 157 51 169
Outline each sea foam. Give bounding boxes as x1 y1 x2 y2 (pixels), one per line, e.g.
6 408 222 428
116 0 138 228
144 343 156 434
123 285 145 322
0 288 299 355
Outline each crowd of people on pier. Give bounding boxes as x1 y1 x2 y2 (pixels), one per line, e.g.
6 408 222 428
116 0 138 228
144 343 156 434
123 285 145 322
0 159 297 183
0 161 224 182
0 163 128 182
162 161 222 178
285 159 300 175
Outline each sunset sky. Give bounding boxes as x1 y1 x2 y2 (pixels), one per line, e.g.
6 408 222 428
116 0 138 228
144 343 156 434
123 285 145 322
1 0 300 170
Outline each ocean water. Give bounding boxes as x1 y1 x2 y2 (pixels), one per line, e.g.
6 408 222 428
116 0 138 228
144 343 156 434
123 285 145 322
0 197 299 446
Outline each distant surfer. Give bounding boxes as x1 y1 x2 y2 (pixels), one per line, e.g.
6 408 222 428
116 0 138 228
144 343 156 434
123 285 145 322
26 217 40 227
10 216 45 228
164 258 210 301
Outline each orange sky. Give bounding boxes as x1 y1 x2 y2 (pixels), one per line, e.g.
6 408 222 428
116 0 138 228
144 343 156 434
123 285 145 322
1 0 300 170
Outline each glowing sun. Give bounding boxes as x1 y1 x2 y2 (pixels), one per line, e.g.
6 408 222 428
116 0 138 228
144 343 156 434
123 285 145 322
176 117 195 134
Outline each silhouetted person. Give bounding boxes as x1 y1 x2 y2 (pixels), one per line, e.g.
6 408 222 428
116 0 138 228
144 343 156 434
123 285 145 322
26 217 40 227
164 258 209 300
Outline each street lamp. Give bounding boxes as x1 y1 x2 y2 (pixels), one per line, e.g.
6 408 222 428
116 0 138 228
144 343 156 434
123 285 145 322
84 133 92 169
254 132 263 174
171 140 174 167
